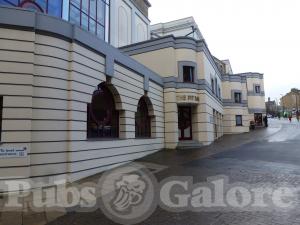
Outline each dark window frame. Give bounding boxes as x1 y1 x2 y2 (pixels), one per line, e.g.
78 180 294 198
87 83 119 139
135 97 151 138
215 78 218 96
178 61 197 84
234 92 242 103
69 0 109 40
255 85 261 94
236 115 243 126
182 66 195 83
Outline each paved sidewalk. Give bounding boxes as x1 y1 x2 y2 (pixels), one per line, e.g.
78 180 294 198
0 120 283 225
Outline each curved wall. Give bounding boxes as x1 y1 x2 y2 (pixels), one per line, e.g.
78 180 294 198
0 6 164 189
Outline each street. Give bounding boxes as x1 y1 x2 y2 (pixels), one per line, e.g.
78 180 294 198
48 118 300 225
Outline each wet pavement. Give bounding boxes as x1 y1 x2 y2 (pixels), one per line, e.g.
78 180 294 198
45 119 300 225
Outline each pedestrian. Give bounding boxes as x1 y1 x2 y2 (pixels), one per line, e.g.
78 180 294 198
263 116 268 127
296 111 300 122
288 114 292 123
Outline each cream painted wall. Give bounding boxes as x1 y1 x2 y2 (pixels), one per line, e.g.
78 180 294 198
246 77 265 110
223 107 250 134
222 81 247 100
0 28 164 189
132 48 176 77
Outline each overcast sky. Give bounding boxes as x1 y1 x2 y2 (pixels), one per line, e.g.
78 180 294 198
149 0 300 101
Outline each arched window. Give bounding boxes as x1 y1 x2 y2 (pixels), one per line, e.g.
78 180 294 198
135 97 151 138
87 83 119 138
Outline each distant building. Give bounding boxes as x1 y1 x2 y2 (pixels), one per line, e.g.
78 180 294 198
281 88 300 112
266 97 277 116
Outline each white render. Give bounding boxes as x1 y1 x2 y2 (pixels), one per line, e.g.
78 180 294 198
110 0 150 47
151 17 204 40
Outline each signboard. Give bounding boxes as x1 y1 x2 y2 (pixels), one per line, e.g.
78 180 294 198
176 95 200 102
0 147 28 158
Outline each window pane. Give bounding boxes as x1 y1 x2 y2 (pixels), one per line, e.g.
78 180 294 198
97 0 105 25
255 85 261 93
90 0 96 19
69 4 80 26
70 0 80 8
236 115 242 126
0 0 18 6
234 93 241 103
105 3 109 41
135 98 151 138
82 0 89 14
19 0 45 12
48 0 62 17
87 83 119 138
35 0 46 10
89 18 96 34
97 24 105 39
183 66 194 83
81 13 88 30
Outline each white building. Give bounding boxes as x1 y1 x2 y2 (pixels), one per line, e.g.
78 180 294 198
151 17 204 40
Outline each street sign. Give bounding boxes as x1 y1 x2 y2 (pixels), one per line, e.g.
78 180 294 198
0 147 28 158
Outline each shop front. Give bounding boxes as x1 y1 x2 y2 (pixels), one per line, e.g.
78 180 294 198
254 113 263 126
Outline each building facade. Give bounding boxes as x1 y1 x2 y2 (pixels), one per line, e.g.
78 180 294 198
266 97 278 116
281 88 300 112
123 18 266 135
222 72 266 132
121 36 224 149
0 5 265 190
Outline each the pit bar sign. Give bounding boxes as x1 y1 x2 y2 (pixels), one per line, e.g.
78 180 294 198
0 147 28 158
177 95 200 102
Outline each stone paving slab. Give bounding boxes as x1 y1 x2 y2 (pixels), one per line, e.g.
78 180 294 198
4 119 300 225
